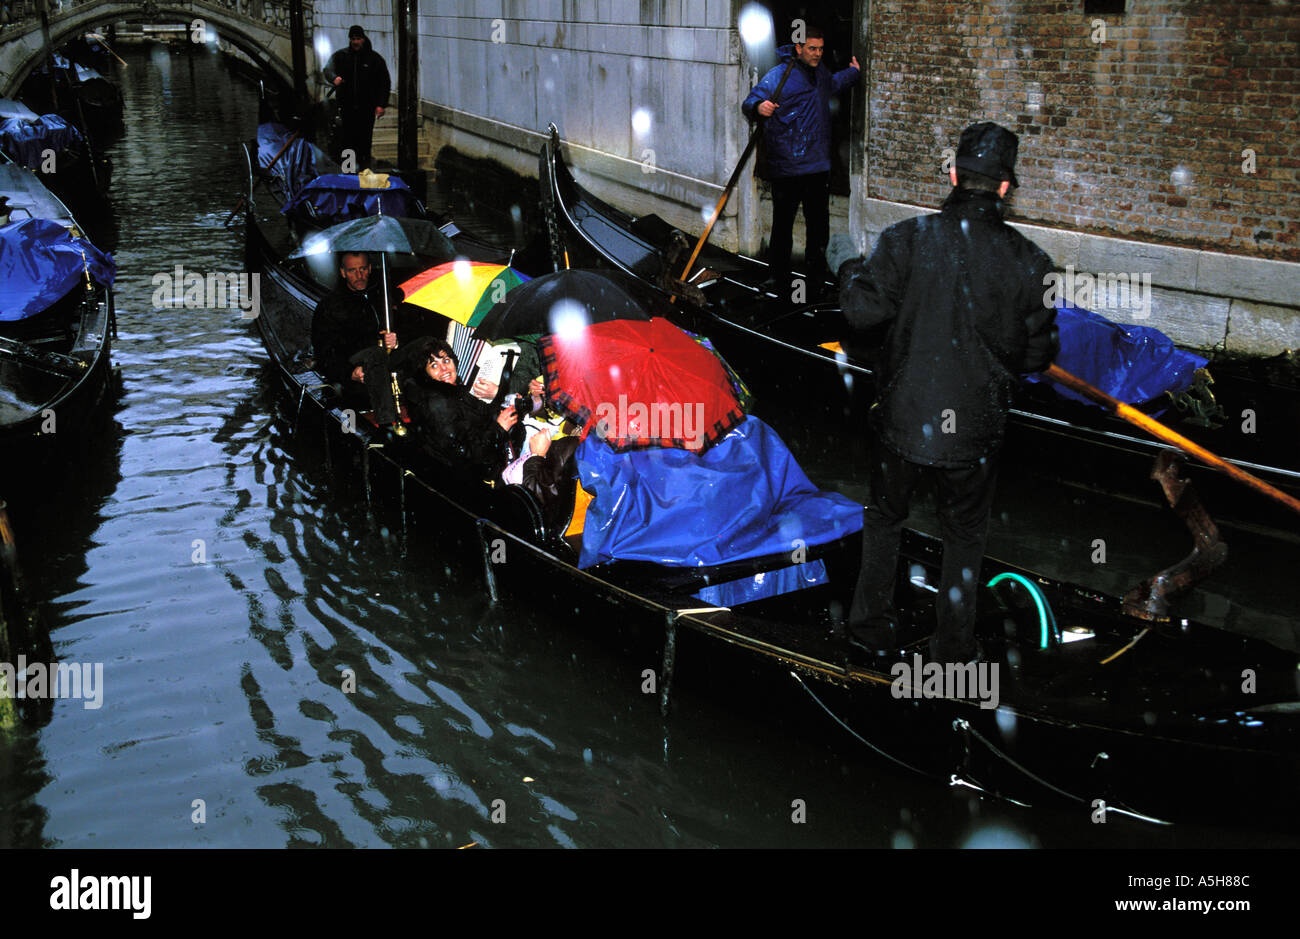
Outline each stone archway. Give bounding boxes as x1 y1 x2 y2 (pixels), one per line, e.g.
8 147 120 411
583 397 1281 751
0 0 314 96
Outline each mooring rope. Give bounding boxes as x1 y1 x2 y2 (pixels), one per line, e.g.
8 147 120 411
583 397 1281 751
956 719 1172 825
790 671 937 780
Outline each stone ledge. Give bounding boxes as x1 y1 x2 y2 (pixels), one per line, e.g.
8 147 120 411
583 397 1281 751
859 196 1300 310
422 101 741 242
857 197 1300 355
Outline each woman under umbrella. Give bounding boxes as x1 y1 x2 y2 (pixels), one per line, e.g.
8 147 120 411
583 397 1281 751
399 337 578 520
399 336 520 480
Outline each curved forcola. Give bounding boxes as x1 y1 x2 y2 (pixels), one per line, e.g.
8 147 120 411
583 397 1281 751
889 654 1000 710
590 395 707 450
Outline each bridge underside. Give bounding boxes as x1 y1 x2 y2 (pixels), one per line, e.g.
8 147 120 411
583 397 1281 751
1 3 304 98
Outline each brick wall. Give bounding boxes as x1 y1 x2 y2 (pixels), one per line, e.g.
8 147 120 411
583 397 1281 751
866 0 1299 261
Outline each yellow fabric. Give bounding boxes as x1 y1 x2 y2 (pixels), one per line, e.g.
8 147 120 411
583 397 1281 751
564 485 593 538
357 170 391 189
404 264 507 324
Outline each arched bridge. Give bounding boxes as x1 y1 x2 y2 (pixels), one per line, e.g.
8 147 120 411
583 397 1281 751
0 0 317 96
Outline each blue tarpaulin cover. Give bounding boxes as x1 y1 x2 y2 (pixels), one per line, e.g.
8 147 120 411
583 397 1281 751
257 122 337 203
281 173 414 222
575 415 863 572
1026 304 1207 405
0 114 83 170
0 218 115 322
693 560 830 607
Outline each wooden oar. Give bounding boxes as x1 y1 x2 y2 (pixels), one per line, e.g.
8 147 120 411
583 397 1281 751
1044 362 1300 518
676 57 798 289
87 33 130 69
263 130 301 175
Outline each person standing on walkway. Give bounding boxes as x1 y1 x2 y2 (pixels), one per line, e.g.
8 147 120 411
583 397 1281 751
742 26 858 298
324 24 391 170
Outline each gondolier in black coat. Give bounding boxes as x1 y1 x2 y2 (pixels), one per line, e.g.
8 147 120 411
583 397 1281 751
311 251 415 423
828 122 1059 664
324 25 391 169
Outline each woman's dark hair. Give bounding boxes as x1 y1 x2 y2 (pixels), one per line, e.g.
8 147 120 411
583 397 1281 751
400 336 458 386
422 337 458 371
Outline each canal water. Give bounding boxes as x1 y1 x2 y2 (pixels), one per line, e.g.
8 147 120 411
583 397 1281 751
1 45 1296 849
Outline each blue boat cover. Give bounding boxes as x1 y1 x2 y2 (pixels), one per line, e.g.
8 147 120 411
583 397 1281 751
0 114 83 170
257 122 338 203
1026 304 1207 405
281 173 414 222
575 415 863 570
0 218 115 322
693 560 829 607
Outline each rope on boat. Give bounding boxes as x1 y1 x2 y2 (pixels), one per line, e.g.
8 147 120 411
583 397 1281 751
790 671 938 781
954 719 1172 826
948 774 1032 808
1100 628 1150 665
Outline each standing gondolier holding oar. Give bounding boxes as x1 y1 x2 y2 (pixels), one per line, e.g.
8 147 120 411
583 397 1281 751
742 26 858 299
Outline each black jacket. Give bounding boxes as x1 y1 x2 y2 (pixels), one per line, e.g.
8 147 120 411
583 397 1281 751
402 375 511 480
324 39 391 112
839 188 1059 466
311 282 387 386
311 283 430 386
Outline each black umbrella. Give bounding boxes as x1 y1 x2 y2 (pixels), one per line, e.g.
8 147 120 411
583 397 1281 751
289 214 456 260
289 214 456 335
472 268 676 342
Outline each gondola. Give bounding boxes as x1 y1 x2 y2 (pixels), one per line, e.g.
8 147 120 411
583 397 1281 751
241 128 1300 834
0 157 115 449
539 127 1300 530
19 53 125 142
0 96 112 201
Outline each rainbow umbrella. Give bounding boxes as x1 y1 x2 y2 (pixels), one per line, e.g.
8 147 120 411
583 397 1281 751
397 260 530 327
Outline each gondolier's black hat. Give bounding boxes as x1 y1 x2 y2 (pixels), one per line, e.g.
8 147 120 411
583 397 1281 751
348 24 366 39
955 122 1020 188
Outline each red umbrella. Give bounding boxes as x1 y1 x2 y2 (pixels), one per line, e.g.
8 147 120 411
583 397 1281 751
539 317 746 452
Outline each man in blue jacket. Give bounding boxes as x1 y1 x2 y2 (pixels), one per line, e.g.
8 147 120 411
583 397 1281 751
828 122 1059 664
742 27 858 297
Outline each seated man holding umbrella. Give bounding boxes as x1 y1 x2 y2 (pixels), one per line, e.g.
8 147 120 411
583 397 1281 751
311 250 429 424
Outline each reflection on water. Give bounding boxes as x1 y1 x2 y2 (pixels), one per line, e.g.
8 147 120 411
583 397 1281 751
0 46 1295 850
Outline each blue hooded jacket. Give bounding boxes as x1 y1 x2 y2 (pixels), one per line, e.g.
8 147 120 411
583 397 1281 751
742 44 859 179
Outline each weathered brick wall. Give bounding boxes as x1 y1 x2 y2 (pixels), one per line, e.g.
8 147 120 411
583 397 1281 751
866 0 1299 261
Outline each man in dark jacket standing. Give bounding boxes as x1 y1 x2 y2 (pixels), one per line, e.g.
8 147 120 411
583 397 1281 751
828 122 1059 663
324 25 391 169
742 27 858 297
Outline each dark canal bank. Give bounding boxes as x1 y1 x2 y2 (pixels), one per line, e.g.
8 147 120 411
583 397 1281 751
1 44 1297 849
